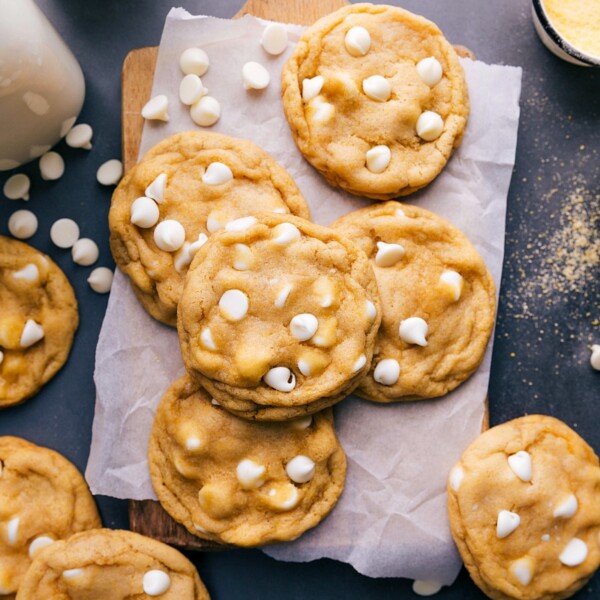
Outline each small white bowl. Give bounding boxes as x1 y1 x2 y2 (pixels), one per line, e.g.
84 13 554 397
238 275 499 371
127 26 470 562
532 0 600 66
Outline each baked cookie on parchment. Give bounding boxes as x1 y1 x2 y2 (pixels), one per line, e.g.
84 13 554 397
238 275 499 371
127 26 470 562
281 3 469 200
0 236 79 408
109 131 310 326
149 375 346 547
448 415 600 600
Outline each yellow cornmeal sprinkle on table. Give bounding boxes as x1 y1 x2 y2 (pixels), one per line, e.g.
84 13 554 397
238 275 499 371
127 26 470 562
543 0 600 57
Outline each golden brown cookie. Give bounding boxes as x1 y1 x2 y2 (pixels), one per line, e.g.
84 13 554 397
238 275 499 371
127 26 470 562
177 213 381 421
281 3 469 200
149 375 346 547
332 202 495 402
0 437 101 596
448 415 600 600
15 528 209 599
109 131 310 326
0 237 79 408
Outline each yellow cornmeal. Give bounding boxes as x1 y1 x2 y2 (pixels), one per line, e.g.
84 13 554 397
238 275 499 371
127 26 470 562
543 0 600 57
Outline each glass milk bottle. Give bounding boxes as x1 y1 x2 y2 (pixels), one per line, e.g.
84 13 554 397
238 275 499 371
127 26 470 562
0 0 85 170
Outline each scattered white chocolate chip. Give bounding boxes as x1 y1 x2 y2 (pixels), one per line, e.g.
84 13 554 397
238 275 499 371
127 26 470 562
554 494 578 519
50 218 80 248
308 97 335 123
542 534 550 542
141 94 169 121
302 75 324 101
412 580 443 596
416 111 444 142
154 220 185 252
219 289 249 322
143 570 171 596
373 359 400 386
206 213 224 233
297 359 311 376
362 75 391 102
200 327 217 351
179 74 207 106
274 283 293 308
365 300 377 322
12 263 39 282
236 459 266 489
3 173 30 200
189 233 208 258
65 123 93 149
186 436 202 451
366 145 391 174
225 216 256 232
345 26 371 57
180 47 209 76
6 517 19 545
242 61 270 90
267 482 299 510
28 536 54 558
96 159 123 186
8 209 38 239
352 354 367 373
510 557 533 586
590 345 600 370
130 197 160 228
145 173 167 203
264 366 296 392
39 151 64 180
190 96 221 127
508 451 532 482
23 91 49 115
87 267 113 294
497 510 520 539
286 455 315 484
395 208 406 218
416 56 443 87
449 465 465 491
173 242 192 273
233 243 253 270
210 398 220 406
399 317 428 346
272 222 301 245
290 314 318 342
559 538 588 566
20 319 44 348
71 238 99 266
375 241 405 267
291 415 312 430
62 568 84 580
261 23 288 55
440 270 463 302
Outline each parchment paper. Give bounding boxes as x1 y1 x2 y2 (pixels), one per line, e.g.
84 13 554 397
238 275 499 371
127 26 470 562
87 8 522 585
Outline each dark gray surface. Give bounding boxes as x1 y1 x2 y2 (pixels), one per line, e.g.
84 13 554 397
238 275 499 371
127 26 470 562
0 0 598 598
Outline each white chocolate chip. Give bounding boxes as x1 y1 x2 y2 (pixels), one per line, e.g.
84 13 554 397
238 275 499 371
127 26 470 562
366 145 391 174
62 568 84 580
344 26 371 57
190 96 221 127
308 97 334 123
143 570 171 596
28 536 54 558
236 459 265 489
20 319 44 348
373 359 400 386
180 47 209 76
507 451 532 482
96 159 123 186
23 91 49 115
39 151 64 180
559 538 588 566
554 494 578 519
211 398 220 406
3 173 30 200
179 74 207 105
290 314 318 341
365 300 377 322
352 354 367 373
154 220 185 252
206 213 224 233
399 317 428 346
416 111 444 142
87 267 113 294
267 483 299 511
200 327 217 351
302 75 324 101
71 238 99 266
8 209 38 239
13 263 39 282
362 75 391 102
416 57 443 87
219 289 249 321
440 270 463 302
272 222 301 245
449 465 465 491
274 283 293 308
6 517 19 545
261 23 288 55
264 367 296 392
225 217 256 232
130 197 160 228
510 557 533 586
542 534 550 542
395 208 406 218
286 455 315 483
233 243 253 270
412 580 443 596
65 123 93 149
145 173 167 203
50 218 80 248
375 241 405 267
189 233 208 258
141 94 169 121
202 163 233 187
0 351 3 366
290 415 312 430
497 509 520 539
174 242 193 276
591 345 600 370
297 359 311 376
242 61 270 90
186 436 202 451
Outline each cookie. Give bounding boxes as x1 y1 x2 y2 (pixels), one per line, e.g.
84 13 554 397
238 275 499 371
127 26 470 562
281 3 469 200
332 202 495 402
149 375 346 547
177 213 381 420
448 415 600 600
15 528 210 599
0 437 101 596
109 131 310 326
0 237 79 408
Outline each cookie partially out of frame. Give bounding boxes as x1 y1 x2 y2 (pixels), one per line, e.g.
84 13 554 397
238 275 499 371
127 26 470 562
448 415 600 600
282 3 469 200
